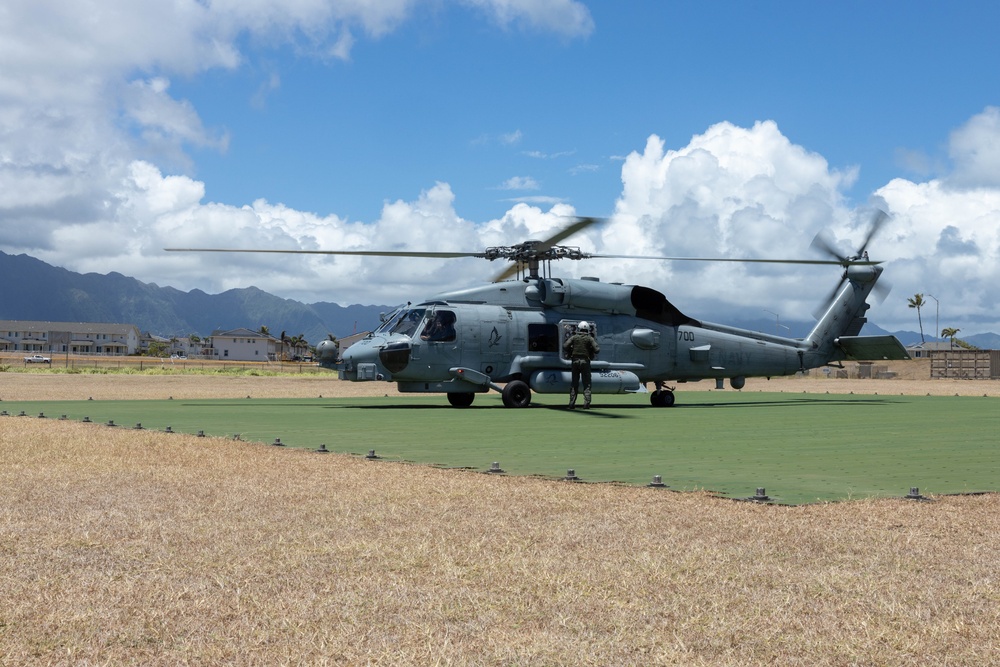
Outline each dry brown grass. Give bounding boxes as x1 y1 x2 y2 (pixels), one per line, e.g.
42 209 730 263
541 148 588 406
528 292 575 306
3 411 1000 665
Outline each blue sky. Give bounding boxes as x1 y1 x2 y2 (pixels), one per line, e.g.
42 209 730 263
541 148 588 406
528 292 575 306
173 2 995 222
2 1 999 336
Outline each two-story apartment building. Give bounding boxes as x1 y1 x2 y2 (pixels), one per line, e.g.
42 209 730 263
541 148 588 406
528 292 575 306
0 320 141 355
206 328 283 361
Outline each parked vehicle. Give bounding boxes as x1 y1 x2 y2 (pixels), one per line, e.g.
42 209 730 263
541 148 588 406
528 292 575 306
24 354 51 364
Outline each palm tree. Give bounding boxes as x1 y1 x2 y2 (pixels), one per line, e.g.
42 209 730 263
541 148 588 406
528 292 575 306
907 293 926 343
259 325 270 336
941 327 960 350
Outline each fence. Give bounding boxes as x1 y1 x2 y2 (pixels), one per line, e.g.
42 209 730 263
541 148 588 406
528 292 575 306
1 352 328 374
929 349 997 380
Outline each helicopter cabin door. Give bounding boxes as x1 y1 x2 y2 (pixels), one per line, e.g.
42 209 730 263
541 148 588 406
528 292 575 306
477 307 510 379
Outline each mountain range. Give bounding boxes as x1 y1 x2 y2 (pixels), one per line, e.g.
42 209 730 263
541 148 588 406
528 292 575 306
3 250 997 349
1 251 386 344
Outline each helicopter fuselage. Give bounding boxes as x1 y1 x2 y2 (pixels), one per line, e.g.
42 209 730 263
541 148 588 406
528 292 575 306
322 271 906 407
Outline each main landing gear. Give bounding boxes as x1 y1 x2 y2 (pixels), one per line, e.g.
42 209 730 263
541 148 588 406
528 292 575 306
649 382 676 407
501 380 532 408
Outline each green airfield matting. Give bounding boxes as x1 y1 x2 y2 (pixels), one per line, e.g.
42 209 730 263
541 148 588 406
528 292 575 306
3 391 998 505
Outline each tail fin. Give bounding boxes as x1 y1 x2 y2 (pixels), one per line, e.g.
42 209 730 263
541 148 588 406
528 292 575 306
803 264 908 367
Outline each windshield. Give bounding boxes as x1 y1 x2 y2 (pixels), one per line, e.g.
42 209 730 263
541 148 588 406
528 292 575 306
375 307 427 337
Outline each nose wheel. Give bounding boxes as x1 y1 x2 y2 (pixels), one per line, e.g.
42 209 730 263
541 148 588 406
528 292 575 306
447 393 475 408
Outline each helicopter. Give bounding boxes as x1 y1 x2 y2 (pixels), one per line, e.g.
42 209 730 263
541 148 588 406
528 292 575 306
167 213 909 408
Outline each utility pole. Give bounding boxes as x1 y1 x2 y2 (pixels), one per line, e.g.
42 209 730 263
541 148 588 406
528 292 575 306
927 294 940 343
764 310 780 335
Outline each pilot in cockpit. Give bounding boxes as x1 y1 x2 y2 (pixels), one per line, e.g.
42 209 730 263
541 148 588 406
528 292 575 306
420 311 456 342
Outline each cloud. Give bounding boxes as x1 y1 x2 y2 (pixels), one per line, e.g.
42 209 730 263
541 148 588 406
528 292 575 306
461 0 594 38
597 118 1000 335
500 130 523 145
0 0 595 285
10 112 1000 336
525 149 576 159
946 106 1000 189
47 164 581 305
496 176 540 191
501 195 567 207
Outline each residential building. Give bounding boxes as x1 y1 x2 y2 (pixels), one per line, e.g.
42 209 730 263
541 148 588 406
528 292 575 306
206 328 282 361
0 320 141 355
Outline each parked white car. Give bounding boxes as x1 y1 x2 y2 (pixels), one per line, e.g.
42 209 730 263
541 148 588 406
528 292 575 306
24 354 51 364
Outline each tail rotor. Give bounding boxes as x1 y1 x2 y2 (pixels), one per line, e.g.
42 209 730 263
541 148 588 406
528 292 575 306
810 209 890 318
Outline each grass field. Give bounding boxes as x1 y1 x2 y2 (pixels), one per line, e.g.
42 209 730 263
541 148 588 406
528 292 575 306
3 391 996 504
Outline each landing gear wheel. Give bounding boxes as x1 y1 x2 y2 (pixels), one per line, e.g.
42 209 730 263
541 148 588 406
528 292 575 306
650 390 676 407
448 392 475 408
501 380 532 408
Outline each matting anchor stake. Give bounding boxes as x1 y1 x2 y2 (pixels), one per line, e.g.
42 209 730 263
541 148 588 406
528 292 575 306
751 487 770 502
487 461 505 474
365 449 381 460
315 444 329 453
647 475 668 488
563 469 580 482
272 437 285 447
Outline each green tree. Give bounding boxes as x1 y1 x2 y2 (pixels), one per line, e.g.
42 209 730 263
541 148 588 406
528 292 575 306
941 327 961 350
147 341 169 357
259 325 270 336
907 293 926 343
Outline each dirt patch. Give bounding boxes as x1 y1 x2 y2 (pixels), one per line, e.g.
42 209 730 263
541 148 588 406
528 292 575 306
1 357 996 403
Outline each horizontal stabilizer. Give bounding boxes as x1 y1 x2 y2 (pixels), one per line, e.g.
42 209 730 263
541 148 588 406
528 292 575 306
835 335 910 361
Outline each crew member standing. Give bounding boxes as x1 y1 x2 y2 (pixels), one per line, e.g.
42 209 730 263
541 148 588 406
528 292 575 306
563 321 599 409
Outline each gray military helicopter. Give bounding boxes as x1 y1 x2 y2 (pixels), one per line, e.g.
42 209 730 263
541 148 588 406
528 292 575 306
168 212 908 408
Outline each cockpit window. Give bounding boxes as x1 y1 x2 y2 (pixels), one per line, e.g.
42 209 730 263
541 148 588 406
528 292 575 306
420 310 457 342
376 307 427 337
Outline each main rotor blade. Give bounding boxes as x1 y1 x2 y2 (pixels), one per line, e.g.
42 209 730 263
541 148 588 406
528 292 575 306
166 247 879 267
165 248 483 259
589 253 879 266
536 216 604 250
492 263 522 282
